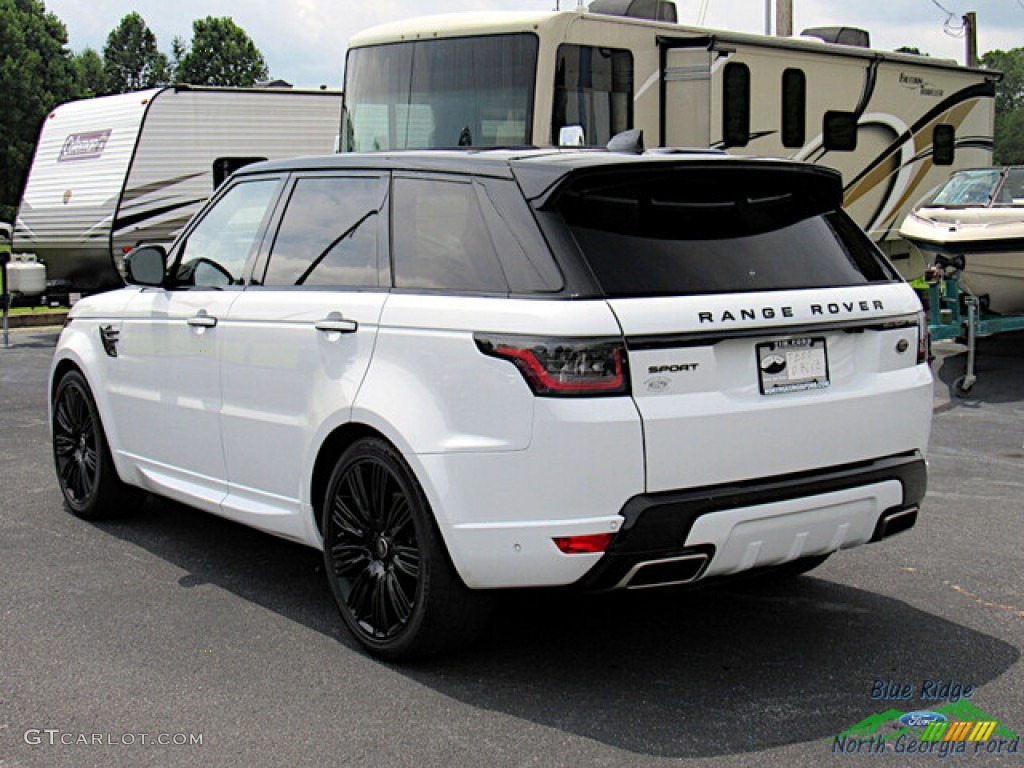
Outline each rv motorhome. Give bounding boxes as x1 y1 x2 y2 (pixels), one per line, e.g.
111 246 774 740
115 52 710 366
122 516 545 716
340 1 999 274
14 85 343 296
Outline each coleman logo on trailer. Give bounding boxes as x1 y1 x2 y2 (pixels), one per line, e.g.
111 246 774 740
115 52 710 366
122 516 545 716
59 130 112 162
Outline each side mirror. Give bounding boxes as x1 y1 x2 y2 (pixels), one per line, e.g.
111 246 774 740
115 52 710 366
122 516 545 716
124 245 167 287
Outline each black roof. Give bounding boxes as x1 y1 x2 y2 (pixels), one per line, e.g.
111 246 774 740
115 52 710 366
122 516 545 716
238 148 842 202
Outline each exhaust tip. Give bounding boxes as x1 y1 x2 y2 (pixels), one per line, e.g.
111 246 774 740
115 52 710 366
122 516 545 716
618 551 711 589
872 505 919 542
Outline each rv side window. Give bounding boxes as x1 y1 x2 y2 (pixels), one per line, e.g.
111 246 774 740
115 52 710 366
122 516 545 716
781 69 806 148
553 45 633 147
262 175 388 287
213 157 268 188
823 111 858 152
722 62 750 148
933 124 955 166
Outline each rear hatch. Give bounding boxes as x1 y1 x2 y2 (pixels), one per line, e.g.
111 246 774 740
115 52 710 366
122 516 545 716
541 158 932 492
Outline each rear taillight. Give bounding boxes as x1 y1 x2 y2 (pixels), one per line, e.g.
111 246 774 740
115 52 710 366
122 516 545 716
475 335 629 397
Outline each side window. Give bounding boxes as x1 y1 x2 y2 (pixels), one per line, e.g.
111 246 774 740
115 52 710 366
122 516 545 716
553 45 633 147
824 110 858 152
781 68 806 148
476 179 564 293
392 176 508 293
176 179 278 288
722 62 750 148
933 124 955 167
263 175 387 287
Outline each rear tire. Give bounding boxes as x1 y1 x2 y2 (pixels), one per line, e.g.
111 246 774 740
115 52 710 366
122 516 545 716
322 437 491 661
52 370 143 519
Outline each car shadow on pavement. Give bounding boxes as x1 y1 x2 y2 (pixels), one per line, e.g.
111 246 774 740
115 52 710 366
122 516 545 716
97 495 1020 761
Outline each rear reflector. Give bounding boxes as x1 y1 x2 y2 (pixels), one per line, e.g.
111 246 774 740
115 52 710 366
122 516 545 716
553 533 615 554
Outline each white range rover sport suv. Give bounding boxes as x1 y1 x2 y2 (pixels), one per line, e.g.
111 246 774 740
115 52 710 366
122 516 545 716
50 149 932 659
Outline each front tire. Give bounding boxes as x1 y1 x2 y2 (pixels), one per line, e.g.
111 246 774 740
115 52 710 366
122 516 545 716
51 370 142 519
322 437 490 660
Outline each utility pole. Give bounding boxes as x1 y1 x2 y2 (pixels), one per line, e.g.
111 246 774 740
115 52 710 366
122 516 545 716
963 12 978 67
765 0 772 35
776 0 793 37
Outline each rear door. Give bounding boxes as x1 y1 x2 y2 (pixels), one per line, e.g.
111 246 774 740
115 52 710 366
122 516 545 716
545 161 933 493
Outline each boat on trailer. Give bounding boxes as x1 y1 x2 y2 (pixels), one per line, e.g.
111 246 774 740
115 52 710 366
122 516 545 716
900 166 1024 314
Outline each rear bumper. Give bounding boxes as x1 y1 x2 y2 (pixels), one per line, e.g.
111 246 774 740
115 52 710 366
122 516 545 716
577 451 927 590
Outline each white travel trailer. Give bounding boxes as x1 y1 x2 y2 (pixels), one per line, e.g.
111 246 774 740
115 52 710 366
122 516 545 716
15 85 343 295
341 1 999 271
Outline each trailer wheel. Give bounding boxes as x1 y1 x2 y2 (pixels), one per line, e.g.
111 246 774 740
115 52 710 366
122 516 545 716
954 375 974 398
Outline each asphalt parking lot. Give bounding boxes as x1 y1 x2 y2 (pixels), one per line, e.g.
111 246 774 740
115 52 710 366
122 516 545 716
1 328 1021 768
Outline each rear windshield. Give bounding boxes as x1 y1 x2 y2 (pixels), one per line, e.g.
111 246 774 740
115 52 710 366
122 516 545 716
549 165 897 297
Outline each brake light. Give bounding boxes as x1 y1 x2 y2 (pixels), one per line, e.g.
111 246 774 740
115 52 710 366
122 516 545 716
553 533 615 554
475 335 629 396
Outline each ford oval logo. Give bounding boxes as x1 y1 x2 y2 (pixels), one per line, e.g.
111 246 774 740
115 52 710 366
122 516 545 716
899 711 947 729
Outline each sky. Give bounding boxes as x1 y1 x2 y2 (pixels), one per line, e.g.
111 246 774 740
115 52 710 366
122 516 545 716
43 0 1024 89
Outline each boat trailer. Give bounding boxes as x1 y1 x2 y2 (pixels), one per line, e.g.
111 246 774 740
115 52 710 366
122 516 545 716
925 254 1024 396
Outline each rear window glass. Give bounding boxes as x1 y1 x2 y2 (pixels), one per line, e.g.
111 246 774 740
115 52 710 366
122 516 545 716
550 166 896 297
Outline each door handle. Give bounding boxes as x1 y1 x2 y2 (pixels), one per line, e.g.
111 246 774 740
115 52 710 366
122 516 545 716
315 314 358 334
187 311 218 328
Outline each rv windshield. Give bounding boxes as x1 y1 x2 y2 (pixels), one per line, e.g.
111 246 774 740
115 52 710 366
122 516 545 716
342 34 538 151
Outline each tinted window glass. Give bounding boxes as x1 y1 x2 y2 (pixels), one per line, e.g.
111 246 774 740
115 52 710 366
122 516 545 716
824 110 858 151
553 45 633 147
392 177 508 293
781 69 806 148
552 167 895 297
476 180 563 293
722 62 750 148
263 175 387 287
177 179 278 287
932 124 955 167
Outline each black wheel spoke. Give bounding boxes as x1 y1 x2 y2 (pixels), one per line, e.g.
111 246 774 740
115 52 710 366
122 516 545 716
330 541 370 576
383 571 413 623
382 493 411 537
326 447 423 644
392 543 420 579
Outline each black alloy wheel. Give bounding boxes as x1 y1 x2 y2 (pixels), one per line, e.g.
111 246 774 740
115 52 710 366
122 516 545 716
322 438 491 660
52 370 140 519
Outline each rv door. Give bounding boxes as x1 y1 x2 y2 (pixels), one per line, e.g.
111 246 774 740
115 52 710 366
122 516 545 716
661 43 712 148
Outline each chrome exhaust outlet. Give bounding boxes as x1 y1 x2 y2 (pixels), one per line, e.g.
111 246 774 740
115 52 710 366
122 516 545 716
617 552 711 590
872 504 919 542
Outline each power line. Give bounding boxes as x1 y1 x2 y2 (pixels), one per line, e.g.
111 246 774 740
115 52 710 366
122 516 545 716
697 0 711 26
930 0 966 38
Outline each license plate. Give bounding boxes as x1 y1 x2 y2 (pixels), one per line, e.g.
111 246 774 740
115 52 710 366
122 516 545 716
757 337 829 395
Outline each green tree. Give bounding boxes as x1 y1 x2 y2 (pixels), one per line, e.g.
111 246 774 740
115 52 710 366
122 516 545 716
102 12 169 93
981 48 1024 164
168 35 188 83
176 16 269 87
0 0 81 222
74 47 107 97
